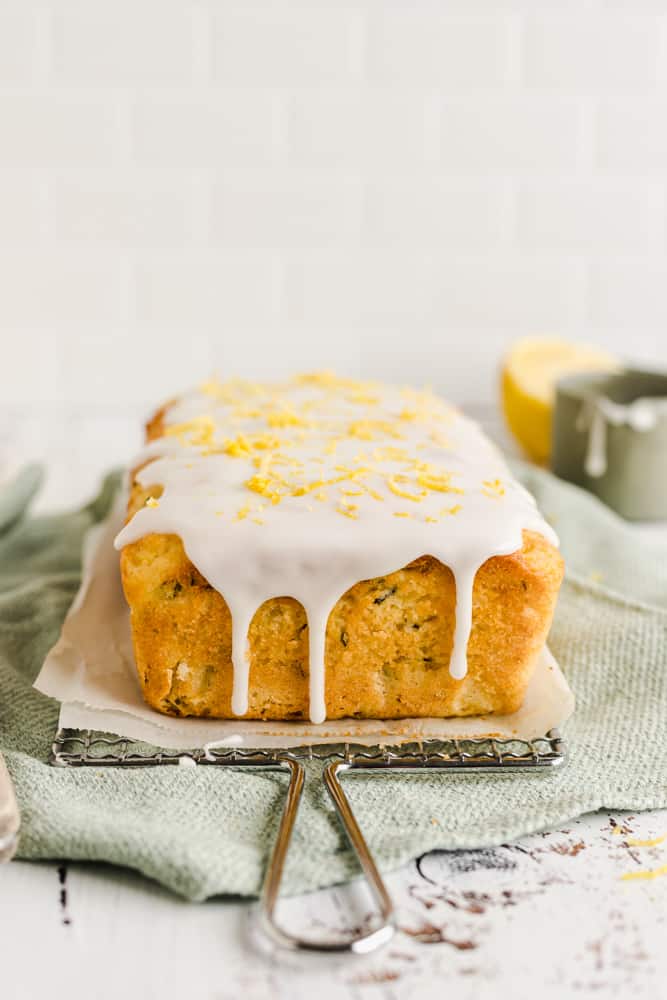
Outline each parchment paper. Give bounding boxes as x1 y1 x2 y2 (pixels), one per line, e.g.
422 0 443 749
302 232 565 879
35 494 574 750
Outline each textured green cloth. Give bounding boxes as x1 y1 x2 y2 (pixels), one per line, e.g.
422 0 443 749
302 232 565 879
1 463 666 901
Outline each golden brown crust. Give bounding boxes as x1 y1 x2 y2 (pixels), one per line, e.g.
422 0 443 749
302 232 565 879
120 473 564 720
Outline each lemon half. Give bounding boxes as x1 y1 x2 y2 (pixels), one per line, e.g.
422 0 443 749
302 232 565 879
501 337 620 464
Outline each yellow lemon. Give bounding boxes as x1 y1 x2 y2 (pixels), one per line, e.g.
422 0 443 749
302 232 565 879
501 337 619 464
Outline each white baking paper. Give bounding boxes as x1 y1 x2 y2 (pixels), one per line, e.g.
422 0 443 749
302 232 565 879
35 494 574 750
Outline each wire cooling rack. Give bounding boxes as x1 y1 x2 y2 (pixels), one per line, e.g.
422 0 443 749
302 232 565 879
50 727 566 955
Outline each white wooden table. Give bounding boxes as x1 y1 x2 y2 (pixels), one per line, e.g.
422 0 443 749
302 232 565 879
2 406 667 999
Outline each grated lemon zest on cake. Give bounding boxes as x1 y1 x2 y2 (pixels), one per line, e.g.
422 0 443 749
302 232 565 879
336 501 359 520
416 469 464 494
165 415 216 448
441 504 462 516
482 478 506 499
349 420 404 442
387 476 427 503
266 407 308 429
160 375 476 526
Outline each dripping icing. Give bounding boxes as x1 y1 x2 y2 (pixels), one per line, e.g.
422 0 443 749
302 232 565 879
576 394 660 480
114 373 557 723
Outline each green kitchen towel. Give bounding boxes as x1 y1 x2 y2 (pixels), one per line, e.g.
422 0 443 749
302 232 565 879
1 463 666 901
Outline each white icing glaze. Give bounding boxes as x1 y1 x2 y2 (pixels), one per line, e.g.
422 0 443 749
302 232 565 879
178 755 197 768
203 735 244 761
114 374 557 724
576 395 661 479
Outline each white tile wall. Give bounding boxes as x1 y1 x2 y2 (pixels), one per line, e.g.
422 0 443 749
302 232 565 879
0 0 665 417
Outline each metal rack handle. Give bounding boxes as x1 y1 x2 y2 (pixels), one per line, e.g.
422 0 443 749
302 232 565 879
258 756 395 954
323 761 396 953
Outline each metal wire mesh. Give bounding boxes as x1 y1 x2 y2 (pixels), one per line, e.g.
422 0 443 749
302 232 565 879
50 727 566 771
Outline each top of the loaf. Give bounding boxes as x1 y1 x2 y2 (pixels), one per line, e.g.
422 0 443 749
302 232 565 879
114 372 558 723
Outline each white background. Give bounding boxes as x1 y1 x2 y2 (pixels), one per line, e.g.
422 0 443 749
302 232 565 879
0 1 666 418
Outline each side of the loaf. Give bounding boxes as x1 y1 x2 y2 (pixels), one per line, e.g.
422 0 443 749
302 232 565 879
121 478 563 721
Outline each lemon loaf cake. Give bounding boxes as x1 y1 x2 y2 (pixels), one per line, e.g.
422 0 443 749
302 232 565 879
114 373 563 723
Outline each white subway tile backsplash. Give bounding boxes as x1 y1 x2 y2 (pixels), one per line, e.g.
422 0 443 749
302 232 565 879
0 95 121 168
364 181 507 248
0 251 130 327
438 98 583 174
134 251 281 328
515 183 663 250
59 329 214 407
208 171 364 247
132 93 280 168
368 13 511 88
209 6 361 85
52 171 195 247
589 259 667 329
522 16 660 91
52 5 196 85
0 8 40 83
596 100 667 172
0 172 48 245
286 252 583 330
287 91 436 169
0 0 664 410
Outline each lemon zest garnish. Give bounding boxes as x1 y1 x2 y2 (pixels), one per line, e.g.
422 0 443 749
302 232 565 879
626 834 667 848
621 864 667 882
416 471 464 495
165 415 216 448
200 376 222 397
482 478 505 499
387 476 427 503
394 511 411 518
266 407 307 429
223 434 252 458
373 446 410 463
222 433 283 458
442 504 462 516
245 474 284 505
145 496 159 508
430 430 450 448
349 420 404 442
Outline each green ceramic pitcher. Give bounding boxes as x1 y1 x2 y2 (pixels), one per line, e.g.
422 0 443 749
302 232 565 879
551 368 667 521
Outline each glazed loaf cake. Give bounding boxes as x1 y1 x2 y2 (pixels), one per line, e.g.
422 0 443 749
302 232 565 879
115 374 563 723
